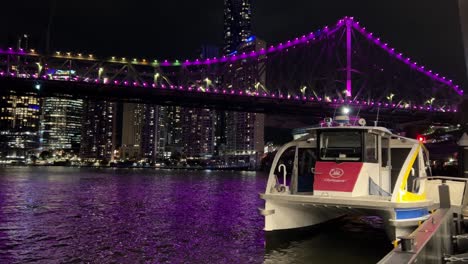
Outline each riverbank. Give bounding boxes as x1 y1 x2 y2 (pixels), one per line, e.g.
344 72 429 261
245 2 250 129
0 163 259 172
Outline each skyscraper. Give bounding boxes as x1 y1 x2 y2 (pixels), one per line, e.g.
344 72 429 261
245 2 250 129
181 108 216 159
225 37 266 168
120 103 144 160
165 106 183 158
0 91 40 162
223 0 252 55
223 0 265 168
141 105 163 163
79 100 117 163
40 97 83 153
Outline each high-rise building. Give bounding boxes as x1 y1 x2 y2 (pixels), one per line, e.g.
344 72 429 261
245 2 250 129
223 0 252 55
223 0 264 168
79 100 117 163
0 91 40 162
120 103 144 160
141 105 162 162
182 108 216 158
119 103 168 163
40 97 83 153
164 106 183 157
225 38 266 168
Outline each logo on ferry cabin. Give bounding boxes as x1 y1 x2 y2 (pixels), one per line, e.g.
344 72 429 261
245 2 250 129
329 168 344 178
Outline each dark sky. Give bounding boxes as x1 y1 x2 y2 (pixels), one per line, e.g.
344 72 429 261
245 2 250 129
1 0 467 87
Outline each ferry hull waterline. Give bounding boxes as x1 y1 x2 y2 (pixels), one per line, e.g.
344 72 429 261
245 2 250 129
259 115 448 241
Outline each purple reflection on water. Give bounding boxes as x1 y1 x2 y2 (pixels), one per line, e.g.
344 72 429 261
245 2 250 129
0 168 265 263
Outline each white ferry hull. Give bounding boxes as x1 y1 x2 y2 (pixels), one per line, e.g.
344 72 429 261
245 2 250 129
261 194 433 240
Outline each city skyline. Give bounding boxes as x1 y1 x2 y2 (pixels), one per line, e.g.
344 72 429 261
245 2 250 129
0 0 267 168
0 3 465 167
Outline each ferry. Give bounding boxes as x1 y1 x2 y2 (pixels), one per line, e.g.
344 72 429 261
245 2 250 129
259 115 467 240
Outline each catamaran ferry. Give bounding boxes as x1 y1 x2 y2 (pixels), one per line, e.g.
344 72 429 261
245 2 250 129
259 115 466 240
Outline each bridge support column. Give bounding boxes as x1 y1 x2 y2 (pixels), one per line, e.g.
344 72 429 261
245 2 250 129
346 18 352 98
458 1 468 177
459 98 468 178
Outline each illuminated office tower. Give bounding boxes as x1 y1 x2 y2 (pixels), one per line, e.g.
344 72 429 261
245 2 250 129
79 100 117 163
223 0 252 55
0 91 40 161
40 97 83 153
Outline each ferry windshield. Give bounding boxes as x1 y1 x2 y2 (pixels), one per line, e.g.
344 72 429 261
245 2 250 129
319 131 362 161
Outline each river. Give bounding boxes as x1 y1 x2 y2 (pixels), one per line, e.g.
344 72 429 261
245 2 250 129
0 167 391 263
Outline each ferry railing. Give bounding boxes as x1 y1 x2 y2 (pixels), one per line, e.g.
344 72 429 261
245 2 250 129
412 176 468 213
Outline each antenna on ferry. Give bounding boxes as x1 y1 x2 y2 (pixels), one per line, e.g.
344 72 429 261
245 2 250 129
374 107 380 127
353 105 362 126
332 104 338 120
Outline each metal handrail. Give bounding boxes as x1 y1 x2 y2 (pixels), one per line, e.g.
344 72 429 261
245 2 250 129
412 176 468 208
413 176 468 187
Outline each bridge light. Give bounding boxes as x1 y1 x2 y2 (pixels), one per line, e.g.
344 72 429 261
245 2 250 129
56 51 60 55
30 49 35 53
426 98 435 105
386 93 394 101
89 54 93 59
111 56 116 60
122 57 126 61
78 53 82 57
34 84 41 90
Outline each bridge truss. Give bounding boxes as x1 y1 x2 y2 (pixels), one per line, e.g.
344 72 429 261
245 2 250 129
0 17 463 114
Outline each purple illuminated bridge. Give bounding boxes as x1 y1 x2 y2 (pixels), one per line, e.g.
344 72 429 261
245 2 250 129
0 17 463 121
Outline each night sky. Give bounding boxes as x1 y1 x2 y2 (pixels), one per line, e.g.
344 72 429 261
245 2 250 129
1 0 467 86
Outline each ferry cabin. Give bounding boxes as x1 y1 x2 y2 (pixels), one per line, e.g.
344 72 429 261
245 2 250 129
261 126 432 238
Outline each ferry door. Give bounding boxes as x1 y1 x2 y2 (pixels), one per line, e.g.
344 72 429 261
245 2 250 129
379 136 391 196
295 147 317 193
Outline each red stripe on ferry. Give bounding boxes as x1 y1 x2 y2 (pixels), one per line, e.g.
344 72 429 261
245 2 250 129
313 162 363 192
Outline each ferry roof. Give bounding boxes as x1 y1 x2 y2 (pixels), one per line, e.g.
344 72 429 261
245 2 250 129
296 126 419 144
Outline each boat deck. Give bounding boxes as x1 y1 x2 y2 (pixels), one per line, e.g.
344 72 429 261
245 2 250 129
260 193 434 210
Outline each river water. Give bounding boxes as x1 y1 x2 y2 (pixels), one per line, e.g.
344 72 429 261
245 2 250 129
0 167 391 263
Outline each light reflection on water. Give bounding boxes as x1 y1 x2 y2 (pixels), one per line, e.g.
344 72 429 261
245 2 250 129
0 167 391 263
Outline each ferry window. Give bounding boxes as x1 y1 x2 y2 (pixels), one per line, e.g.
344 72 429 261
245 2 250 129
365 134 378 163
297 148 316 192
319 131 362 161
275 146 296 186
381 137 389 167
